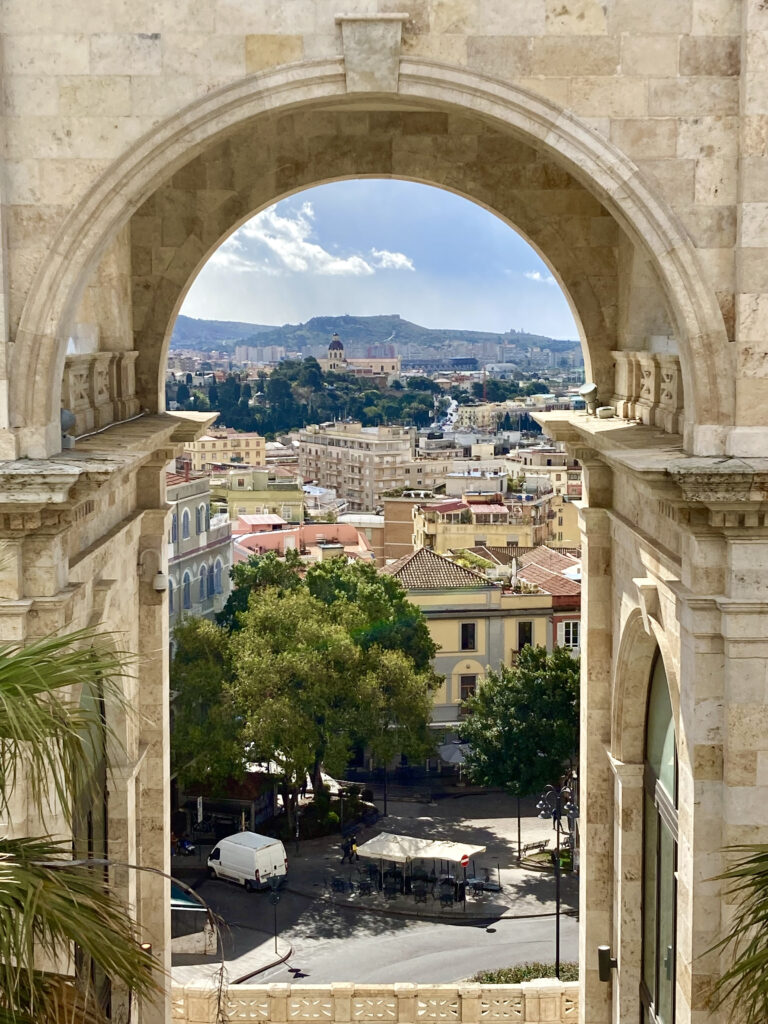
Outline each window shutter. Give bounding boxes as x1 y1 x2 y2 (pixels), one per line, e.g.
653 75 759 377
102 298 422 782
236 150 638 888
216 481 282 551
557 621 565 646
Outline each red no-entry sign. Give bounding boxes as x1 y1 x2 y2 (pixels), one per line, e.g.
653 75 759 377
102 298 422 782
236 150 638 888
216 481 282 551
460 854 469 867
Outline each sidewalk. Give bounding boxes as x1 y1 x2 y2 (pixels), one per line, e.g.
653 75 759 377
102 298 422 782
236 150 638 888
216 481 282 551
172 930 292 986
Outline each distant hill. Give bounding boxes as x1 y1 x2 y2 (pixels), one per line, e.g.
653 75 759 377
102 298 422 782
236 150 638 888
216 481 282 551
171 314 274 350
170 312 581 358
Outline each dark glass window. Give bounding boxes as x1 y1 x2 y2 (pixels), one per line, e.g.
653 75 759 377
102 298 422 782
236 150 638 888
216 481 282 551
460 622 476 650
518 620 533 649
641 656 677 1024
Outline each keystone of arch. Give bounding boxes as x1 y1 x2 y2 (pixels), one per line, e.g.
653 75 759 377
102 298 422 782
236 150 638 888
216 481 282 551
11 56 732 459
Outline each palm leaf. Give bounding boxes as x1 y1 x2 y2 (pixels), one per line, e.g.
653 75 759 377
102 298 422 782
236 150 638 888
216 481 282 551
708 844 768 1022
0 836 160 1024
0 629 132 822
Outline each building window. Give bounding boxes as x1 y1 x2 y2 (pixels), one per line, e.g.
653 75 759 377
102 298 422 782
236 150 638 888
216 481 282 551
199 566 206 600
168 579 174 613
518 620 533 649
460 675 477 701
171 513 178 544
207 563 215 598
641 655 677 1024
560 620 580 649
460 622 477 651
214 559 223 594
205 505 211 530
181 509 190 539
182 572 191 609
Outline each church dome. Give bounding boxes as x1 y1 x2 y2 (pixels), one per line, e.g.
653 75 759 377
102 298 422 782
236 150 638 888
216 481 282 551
328 332 344 351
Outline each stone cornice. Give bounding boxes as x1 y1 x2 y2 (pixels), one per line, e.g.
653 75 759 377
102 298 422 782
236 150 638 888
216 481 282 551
0 413 215 514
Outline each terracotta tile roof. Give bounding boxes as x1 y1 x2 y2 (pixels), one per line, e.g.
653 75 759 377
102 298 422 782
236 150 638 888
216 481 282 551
518 546 580 572
468 544 580 566
469 503 508 515
517 562 581 596
381 547 497 590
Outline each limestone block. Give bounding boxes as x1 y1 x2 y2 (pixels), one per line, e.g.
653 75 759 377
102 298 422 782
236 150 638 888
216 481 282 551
430 0 477 35
744 72 768 116
545 0 607 35
738 247 768 291
741 155 768 203
739 202 768 247
743 114 768 156
162 33 245 81
511 76 571 106
90 32 163 75
245 34 304 72
679 35 740 77
570 76 647 117
677 114 738 161
4 33 91 75
620 34 678 77
531 36 619 76
3 76 59 116
639 157 695 206
691 0 741 35
475 0 544 36
679 204 736 248
59 76 132 116
610 118 677 159
466 36 531 78
650 76 739 117
694 155 738 205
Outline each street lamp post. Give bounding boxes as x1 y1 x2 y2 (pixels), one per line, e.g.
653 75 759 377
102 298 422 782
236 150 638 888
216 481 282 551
536 773 579 979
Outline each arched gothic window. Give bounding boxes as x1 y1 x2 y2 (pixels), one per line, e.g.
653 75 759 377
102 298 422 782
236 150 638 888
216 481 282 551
214 559 223 594
205 504 211 530
182 571 191 609
171 513 178 544
199 565 206 600
207 563 215 598
168 578 174 613
182 509 190 539
642 655 677 1024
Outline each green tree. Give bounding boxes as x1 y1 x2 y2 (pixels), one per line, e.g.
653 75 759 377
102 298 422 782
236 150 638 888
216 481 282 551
170 618 243 789
459 645 579 797
216 549 303 631
175 382 190 405
0 631 159 1024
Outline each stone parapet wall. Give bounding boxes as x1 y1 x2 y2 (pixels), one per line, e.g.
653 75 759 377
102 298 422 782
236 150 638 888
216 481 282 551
171 981 579 1024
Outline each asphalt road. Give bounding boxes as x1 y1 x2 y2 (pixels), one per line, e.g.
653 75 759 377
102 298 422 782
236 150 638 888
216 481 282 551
196 881 578 984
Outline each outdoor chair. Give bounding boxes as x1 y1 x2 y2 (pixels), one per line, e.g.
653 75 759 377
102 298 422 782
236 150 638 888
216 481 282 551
358 878 373 896
331 876 347 893
439 888 454 909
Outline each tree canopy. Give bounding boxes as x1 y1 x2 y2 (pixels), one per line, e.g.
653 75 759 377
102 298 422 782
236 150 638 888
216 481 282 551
459 645 579 796
174 557 440 816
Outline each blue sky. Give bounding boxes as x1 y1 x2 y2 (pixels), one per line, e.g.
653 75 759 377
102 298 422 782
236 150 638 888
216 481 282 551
181 180 579 339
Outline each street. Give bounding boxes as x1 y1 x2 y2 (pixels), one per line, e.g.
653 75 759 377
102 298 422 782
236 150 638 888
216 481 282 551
178 791 579 984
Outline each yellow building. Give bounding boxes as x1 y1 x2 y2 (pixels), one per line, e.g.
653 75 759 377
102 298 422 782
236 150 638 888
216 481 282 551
184 429 266 471
381 547 552 728
318 332 401 380
210 466 305 524
412 495 554 552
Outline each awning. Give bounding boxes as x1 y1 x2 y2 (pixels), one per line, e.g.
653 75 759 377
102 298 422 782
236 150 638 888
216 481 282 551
355 831 485 865
171 882 206 913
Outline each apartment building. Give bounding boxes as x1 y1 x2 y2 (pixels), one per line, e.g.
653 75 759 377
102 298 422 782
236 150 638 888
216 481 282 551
298 421 416 511
210 466 305 524
184 429 266 471
412 492 555 553
506 445 582 498
167 469 232 637
381 546 580 728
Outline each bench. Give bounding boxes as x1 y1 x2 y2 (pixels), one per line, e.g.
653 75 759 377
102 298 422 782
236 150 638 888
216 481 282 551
521 839 550 855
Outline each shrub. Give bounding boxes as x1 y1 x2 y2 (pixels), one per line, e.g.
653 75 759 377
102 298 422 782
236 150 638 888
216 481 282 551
471 963 579 984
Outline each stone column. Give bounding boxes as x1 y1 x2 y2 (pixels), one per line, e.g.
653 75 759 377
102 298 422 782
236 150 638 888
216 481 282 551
575 451 614 1024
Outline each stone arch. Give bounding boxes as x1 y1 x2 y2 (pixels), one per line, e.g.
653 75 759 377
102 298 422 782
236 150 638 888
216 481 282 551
11 57 732 458
611 608 681 765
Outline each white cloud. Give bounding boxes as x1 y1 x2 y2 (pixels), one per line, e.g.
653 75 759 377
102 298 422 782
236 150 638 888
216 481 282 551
207 202 416 279
523 270 557 285
370 248 415 271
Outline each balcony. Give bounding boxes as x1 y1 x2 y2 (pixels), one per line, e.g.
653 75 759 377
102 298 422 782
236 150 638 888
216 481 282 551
171 980 579 1024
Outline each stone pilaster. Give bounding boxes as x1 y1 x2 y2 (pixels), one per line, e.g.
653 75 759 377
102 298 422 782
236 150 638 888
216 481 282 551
578 495 613 1024
609 756 644 1024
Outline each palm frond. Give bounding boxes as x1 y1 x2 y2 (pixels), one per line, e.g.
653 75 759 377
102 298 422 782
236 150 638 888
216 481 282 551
0 836 160 1024
708 844 768 1022
0 629 132 821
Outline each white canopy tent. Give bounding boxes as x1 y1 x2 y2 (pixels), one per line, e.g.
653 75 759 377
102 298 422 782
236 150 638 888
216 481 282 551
355 831 485 865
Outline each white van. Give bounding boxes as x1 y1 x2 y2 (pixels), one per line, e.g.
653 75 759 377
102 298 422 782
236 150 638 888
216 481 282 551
207 832 288 891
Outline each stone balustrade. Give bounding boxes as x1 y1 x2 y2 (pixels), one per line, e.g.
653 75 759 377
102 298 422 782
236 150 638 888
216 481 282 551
171 981 579 1024
62 351 140 437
